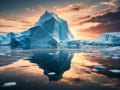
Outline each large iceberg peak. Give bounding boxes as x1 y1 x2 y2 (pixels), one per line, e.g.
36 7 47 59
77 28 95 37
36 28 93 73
0 11 74 48
32 11 74 44
35 11 60 26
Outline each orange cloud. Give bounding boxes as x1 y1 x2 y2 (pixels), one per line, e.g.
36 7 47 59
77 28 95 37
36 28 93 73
0 17 32 33
54 3 98 21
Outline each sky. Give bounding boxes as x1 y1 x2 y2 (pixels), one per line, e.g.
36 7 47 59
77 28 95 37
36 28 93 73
0 0 120 40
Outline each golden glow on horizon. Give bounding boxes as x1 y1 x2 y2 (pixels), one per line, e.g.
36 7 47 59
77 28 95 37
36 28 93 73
0 4 100 40
0 12 100 40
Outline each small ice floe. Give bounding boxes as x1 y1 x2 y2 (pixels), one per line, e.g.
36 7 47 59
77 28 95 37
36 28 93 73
47 72 56 75
1 82 16 87
92 66 107 71
112 56 120 59
0 53 5 55
48 53 54 55
109 69 120 74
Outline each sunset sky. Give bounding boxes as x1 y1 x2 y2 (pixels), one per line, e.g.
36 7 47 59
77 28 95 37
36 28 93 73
0 0 120 40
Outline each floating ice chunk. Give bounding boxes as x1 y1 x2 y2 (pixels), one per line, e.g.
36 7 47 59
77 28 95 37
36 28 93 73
48 53 54 55
109 69 120 74
47 72 56 75
1 82 16 87
93 66 107 71
112 56 120 59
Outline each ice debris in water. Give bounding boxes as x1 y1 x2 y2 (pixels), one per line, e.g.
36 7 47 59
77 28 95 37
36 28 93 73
92 69 98 72
47 72 56 75
92 66 107 71
112 55 120 59
1 82 16 87
48 53 54 55
109 69 120 74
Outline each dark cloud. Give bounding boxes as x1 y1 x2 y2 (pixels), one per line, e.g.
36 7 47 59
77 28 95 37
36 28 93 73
77 8 112 24
56 3 85 12
80 8 117 24
70 3 85 11
117 6 120 11
87 11 120 23
63 77 84 85
96 8 112 16
79 9 120 34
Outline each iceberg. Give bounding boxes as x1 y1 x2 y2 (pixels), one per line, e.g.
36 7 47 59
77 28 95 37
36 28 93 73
78 32 120 46
109 69 120 74
0 11 74 48
94 32 120 45
29 50 74 81
0 34 7 44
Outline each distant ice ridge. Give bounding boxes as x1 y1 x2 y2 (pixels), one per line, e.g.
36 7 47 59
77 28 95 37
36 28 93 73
0 11 74 48
78 32 120 46
94 32 120 45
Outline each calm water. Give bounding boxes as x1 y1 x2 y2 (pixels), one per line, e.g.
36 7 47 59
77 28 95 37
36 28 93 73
0 46 120 90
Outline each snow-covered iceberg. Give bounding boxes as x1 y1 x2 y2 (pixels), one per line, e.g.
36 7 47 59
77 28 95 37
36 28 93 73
0 11 74 48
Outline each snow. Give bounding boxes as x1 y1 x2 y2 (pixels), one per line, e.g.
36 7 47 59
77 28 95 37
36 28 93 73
0 11 74 48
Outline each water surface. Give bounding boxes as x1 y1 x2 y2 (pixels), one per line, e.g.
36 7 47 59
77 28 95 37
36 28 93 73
0 46 120 90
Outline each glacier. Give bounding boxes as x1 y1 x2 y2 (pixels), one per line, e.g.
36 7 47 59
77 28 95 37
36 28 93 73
0 11 74 48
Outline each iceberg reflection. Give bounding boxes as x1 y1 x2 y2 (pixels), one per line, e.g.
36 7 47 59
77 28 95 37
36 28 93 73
28 50 74 81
